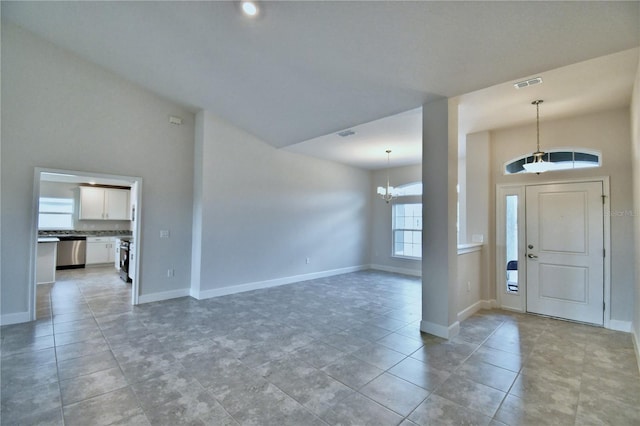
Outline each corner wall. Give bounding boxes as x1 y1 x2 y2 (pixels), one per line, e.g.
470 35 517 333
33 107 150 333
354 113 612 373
190 111 372 298
1 24 195 321
631 53 640 368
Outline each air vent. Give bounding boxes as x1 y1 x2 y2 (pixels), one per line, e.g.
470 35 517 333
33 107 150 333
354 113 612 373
514 77 543 89
337 130 355 137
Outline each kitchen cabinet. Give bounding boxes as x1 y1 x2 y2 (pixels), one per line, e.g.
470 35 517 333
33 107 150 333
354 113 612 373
79 187 130 220
86 237 116 265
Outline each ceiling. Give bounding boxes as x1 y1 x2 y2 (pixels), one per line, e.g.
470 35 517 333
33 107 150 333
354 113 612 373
3 1 639 169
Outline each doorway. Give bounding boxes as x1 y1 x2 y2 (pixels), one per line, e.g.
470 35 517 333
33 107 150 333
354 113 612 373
30 168 143 321
496 178 610 326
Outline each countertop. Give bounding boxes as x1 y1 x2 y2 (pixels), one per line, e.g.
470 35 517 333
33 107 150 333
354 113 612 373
38 230 133 238
37 237 60 243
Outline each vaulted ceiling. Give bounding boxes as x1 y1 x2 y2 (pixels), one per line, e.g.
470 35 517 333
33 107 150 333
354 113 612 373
3 1 639 168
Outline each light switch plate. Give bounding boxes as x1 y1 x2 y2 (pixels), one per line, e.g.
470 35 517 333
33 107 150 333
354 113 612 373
160 230 170 238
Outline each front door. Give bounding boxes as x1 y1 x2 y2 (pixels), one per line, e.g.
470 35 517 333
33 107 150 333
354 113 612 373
525 181 604 325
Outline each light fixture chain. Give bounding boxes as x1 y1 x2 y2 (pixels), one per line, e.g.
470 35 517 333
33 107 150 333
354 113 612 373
536 101 540 152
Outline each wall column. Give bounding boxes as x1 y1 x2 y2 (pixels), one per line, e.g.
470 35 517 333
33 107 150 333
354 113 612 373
421 98 459 338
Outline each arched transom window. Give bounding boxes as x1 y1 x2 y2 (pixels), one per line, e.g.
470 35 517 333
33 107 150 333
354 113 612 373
504 148 601 175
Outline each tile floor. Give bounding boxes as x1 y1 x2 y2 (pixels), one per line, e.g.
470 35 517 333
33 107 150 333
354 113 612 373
1 267 639 425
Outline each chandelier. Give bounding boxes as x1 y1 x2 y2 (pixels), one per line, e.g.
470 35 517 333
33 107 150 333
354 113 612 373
522 100 553 174
377 149 396 203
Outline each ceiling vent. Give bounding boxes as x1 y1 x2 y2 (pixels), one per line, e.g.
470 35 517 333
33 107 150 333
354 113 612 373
514 77 543 89
337 129 355 137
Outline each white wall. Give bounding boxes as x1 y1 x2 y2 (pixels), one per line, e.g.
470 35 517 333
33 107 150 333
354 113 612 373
1 23 195 319
421 98 459 339
631 54 640 363
457 249 483 320
190 111 372 297
464 132 491 302
370 164 422 276
490 107 634 323
39 181 131 232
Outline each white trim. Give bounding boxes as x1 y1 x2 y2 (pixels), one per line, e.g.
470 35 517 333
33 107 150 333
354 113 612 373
458 300 483 322
495 185 526 313
138 288 191 304
193 265 369 300
369 264 421 277
420 320 460 339
31 167 143 324
607 319 632 333
1 311 31 326
633 329 640 375
457 299 498 322
457 243 483 255
482 299 498 309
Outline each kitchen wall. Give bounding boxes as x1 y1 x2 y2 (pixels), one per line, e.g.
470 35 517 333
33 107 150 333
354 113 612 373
370 164 422 276
190 111 372 297
631 55 640 358
39 181 132 232
1 23 195 321
490 107 634 324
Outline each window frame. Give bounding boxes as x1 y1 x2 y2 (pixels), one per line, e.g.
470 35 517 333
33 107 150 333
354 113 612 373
503 148 601 175
38 197 74 230
391 200 422 260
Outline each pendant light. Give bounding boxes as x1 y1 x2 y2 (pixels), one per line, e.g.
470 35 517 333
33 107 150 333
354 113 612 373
522 100 552 174
377 150 396 203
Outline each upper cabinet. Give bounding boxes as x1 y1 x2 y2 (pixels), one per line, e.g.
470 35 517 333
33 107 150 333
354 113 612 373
79 186 130 220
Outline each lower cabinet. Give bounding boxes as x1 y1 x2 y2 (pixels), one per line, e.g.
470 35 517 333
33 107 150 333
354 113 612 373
86 237 116 265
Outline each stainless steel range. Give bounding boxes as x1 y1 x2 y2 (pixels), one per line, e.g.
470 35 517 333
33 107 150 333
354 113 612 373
119 239 131 282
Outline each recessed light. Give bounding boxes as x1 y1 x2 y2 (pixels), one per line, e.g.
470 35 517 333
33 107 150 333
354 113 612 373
241 1 258 17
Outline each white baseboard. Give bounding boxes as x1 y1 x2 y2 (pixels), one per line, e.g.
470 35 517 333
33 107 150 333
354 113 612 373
481 299 498 309
138 288 191 304
369 264 422 277
607 319 632 333
1 311 31 326
420 320 460 339
457 299 498 323
632 327 640 375
457 300 483 322
193 265 369 300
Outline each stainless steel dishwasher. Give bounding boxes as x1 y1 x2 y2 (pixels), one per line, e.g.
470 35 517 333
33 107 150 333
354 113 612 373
56 236 87 269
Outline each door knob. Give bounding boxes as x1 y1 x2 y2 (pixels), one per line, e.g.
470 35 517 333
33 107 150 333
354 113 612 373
527 253 538 259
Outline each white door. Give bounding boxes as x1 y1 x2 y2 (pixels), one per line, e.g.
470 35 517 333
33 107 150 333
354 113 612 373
525 182 604 325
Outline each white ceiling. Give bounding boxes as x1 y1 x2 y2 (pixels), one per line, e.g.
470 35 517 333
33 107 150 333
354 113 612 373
3 1 639 169
286 48 639 169
285 107 423 170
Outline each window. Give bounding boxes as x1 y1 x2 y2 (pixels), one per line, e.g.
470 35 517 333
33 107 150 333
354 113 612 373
505 195 519 293
504 148 601 174
392 203 422 259
39 197 74 230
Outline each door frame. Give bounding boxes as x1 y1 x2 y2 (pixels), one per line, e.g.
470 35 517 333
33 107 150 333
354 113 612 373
29 167 143 321
495 176 611 328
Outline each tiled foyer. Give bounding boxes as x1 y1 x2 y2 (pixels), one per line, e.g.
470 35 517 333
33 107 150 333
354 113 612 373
1 268 638 425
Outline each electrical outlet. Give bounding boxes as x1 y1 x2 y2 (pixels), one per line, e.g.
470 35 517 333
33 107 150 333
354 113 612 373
160 230 170 238
467 281 471 292
306 257 310 264
167 268 174 277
